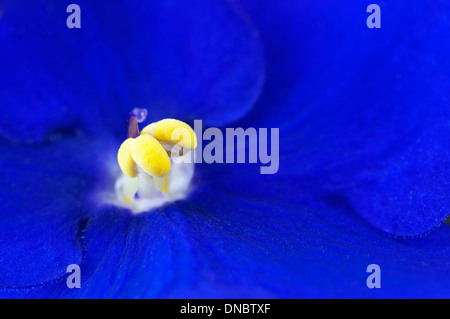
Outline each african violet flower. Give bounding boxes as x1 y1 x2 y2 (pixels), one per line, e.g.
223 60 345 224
0 0 449 298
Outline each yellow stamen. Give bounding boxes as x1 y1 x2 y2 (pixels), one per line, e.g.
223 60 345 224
141 119 197 150
130 134 171 178
154 176 170 194
117 138 138 178
116 116 197 209
124 195 133 203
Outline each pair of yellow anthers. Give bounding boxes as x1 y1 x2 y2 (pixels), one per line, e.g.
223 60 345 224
117 118 197 201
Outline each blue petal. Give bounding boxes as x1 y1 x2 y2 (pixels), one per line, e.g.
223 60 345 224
235 1 450 235
0 136 112 287
0 0 264 142
1 165 449 298
1 0 448 299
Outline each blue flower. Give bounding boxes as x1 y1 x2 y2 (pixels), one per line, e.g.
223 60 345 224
0 0 449 298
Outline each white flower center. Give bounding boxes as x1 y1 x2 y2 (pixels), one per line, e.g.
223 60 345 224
114 153 195 213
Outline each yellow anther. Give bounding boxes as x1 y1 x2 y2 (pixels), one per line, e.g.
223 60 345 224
130 134 171 178
117 138 138 178
141 119 197 149
124 195 133 204
154 176 169 194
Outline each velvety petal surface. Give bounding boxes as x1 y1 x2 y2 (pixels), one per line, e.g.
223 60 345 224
235 0 450 235
0 136 112 286
0 0 448 299
0 0 264 143
1 164 449 298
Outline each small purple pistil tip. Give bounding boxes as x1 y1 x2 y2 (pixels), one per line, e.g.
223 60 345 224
127 108 148 138
131 108 148 123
